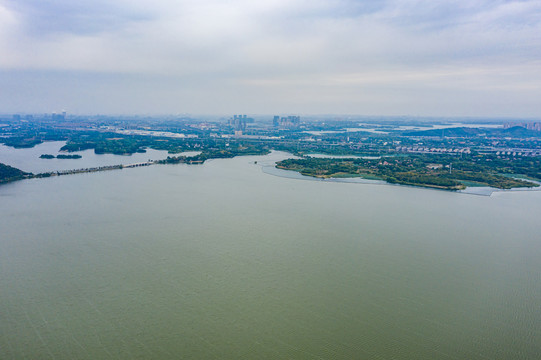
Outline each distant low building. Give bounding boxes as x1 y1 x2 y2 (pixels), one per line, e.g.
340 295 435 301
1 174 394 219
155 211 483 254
396 146 471 154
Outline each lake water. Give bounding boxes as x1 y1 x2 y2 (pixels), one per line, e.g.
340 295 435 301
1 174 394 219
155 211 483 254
1 149 540 359
0 141 171 174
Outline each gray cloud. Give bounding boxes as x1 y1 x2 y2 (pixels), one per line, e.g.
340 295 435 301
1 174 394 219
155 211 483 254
1 0 540 116
5 0 151 36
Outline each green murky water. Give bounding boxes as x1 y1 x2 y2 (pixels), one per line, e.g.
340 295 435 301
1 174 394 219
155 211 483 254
1 151 540 359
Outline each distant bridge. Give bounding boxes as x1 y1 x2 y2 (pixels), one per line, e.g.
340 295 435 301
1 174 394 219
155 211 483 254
122 162 154 168
45 161 156 177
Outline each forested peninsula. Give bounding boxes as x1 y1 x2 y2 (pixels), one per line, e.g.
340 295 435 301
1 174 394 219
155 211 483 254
0 163 32 184
276 155 540 190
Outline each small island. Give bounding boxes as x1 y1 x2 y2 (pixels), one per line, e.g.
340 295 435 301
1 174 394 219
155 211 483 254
40 154 82 159
57 154 82 159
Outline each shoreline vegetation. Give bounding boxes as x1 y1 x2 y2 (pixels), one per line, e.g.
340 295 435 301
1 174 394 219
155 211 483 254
1 117 540 192
276 156 540 190
156 146 269 165
0 163 32 184
0 146 270 185
2 149 539 192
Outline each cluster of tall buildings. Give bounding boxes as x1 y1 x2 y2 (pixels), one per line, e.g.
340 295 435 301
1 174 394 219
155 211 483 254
273 115 300 128
11 112 66 121
504 122 541 131
229 115 248 132
52 111 67 121
11 114 34 121
229 115 255 136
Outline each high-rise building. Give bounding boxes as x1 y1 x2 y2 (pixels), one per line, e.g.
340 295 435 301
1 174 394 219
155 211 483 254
52 111 66 121
229 115 250 133
273 115 300 129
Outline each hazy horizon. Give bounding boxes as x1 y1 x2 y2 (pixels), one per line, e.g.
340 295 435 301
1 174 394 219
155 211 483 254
3 112 540 122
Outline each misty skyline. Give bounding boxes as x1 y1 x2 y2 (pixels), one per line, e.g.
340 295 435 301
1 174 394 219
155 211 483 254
1 0 540 117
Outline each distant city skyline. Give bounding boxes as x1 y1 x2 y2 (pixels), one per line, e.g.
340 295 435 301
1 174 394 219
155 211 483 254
1 0 540 117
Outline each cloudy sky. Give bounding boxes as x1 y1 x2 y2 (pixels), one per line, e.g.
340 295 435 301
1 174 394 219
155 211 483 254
1 0 540 117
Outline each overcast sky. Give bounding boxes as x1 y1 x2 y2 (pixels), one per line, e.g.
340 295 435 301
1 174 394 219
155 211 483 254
1 0 540 117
